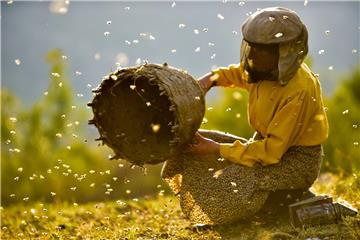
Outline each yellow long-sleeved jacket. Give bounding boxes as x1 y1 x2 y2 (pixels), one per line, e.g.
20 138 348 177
211 63 329 167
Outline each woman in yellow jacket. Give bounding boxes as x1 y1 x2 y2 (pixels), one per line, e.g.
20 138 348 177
162 7 329 225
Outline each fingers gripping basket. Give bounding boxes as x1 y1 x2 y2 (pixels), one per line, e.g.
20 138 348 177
88 64 205 165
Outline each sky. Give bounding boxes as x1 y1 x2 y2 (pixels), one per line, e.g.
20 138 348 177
2 1 359 106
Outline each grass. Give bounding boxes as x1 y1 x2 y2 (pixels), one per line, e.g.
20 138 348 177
1 173 360 240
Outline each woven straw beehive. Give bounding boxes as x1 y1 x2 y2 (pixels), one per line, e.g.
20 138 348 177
88 63 205 165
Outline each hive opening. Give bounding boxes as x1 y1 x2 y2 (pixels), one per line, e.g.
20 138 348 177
94 73 176 165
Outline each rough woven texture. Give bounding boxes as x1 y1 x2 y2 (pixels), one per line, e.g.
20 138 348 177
89 64 205 165
161 130 322 225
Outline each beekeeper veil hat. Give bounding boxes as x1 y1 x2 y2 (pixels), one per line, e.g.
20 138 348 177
240 7 308 85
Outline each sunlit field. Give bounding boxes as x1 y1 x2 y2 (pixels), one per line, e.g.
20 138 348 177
2 1 359 239
1 175 359 239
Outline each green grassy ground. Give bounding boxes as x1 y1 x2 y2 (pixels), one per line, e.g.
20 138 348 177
1 173 359 240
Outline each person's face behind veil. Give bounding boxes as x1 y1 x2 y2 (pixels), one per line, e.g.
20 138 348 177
246 42 279 82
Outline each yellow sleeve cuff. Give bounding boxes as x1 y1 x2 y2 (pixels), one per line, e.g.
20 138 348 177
219 141 255 167
211 68 235 87
211 64 242 86
211 63 249 89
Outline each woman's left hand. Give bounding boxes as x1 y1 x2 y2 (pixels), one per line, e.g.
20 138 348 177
185 132 220 155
